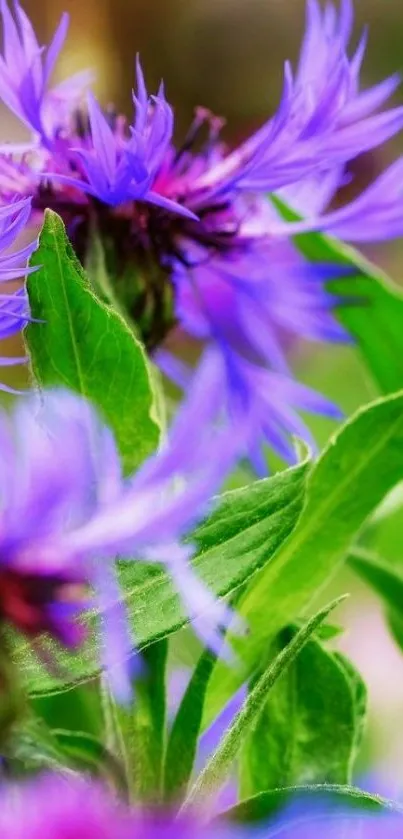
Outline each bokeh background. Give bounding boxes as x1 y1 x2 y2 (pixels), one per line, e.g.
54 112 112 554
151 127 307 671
3 0 403 793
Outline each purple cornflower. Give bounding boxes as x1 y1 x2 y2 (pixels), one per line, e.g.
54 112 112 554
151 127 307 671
1 0 403 469
0 0 92 144
0 198 36 393
0 378 237 699
48 65 196 217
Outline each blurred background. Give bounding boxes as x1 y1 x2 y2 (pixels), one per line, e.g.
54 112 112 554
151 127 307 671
4 0 403 794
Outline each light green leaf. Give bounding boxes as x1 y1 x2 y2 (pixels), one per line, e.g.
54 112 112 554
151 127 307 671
26 210 160 473
13 461 309 695
239 630 363 797
181 597 344 811
271 195 403 394
219 784 403 824
204 389 403 729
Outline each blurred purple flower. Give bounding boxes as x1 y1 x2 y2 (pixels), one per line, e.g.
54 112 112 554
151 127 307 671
0 773 402 838
0 376 238 699
0 198 36 392
0 0 92 143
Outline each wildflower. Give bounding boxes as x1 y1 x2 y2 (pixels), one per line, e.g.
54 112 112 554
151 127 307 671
0 379 236 699
1 0 403 469
0 198 36 393
51 73 196 216
0 0 92 144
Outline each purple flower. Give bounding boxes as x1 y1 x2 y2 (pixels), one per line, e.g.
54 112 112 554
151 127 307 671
0 775 135 839
0 198 36 392
49 62 196 218
0 381 237 699
0 0 92 143
192 0 403 196
278 157 403 243
1 0 403 471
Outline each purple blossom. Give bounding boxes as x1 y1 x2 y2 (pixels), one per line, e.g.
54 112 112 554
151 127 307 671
0 198 36 392
0 381 237 699
0 775 135 839
0 1 403 471
278 157 403 243
0 0 92 143
50 63 197 218
192 0 403 197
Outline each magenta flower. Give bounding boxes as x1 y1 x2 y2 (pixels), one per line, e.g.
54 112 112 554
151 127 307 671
0 0 92 143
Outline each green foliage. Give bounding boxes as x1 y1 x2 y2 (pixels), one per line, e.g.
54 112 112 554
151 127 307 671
164 647 217 800
181 598 344 810
239 628 365 796
12 461 309 695
26 210 160 474
204 389 403 728
271 195 403 394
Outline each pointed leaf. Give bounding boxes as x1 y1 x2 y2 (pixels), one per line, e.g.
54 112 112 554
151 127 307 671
26 210 160 473
181 597 345 810
204 390 403 729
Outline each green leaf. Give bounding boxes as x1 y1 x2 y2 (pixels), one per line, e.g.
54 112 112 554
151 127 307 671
335 654 367 763
271 195 403 394
13 460 309 695
348 547 403 654
164 647 217 801
348 548 403 614
219 784 403 824
181 597 345 811
114 640 167 802
204 389 403 729
51 729 129 794
239 630 362 797
26 210 160 474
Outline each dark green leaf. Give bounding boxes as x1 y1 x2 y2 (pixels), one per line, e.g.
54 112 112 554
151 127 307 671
239 630 361 797
26 210 160 474
13 460 309 695
204 390 403 729
271 195 403 394
164 647 217 801
182 597 345 810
